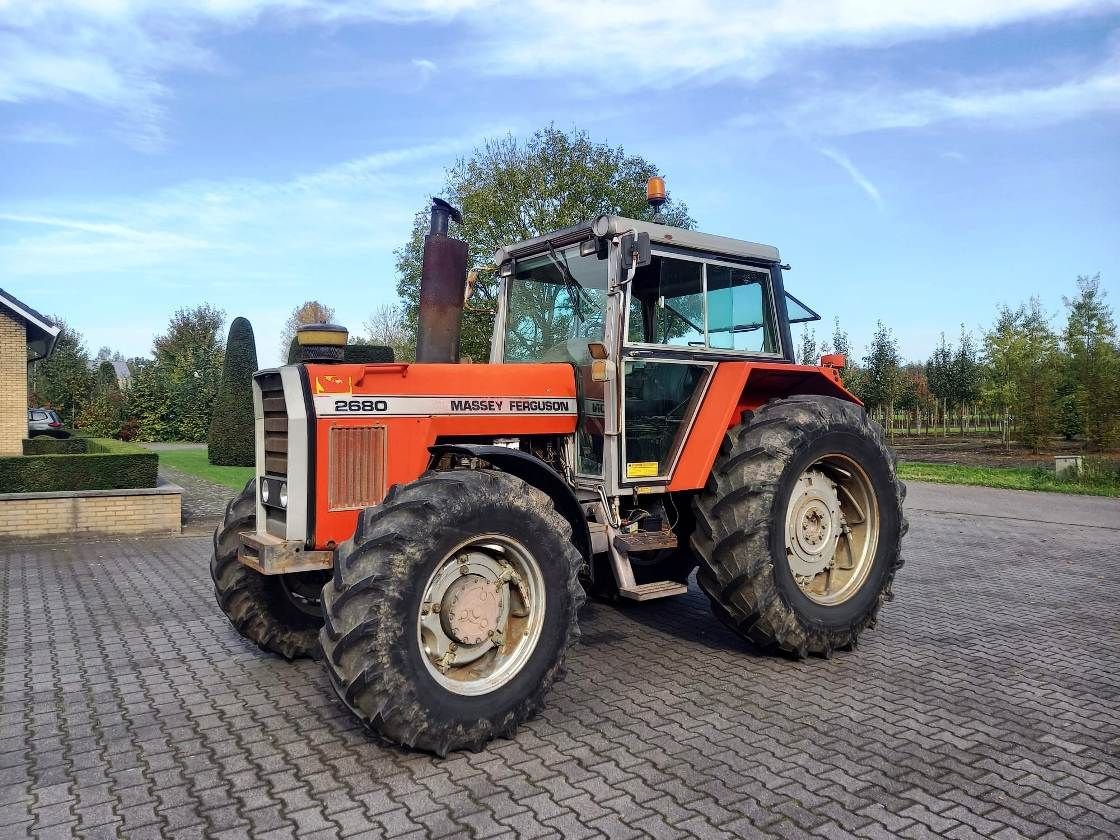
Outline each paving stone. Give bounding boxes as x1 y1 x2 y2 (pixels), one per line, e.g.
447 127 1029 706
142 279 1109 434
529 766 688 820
1 488 1117 839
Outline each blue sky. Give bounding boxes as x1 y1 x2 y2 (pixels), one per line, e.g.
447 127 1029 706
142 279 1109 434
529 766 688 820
1 1 1118 367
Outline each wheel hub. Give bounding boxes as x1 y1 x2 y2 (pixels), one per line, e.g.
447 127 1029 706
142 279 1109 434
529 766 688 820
417 536 545 696
442 574 501 645
785 469 843 580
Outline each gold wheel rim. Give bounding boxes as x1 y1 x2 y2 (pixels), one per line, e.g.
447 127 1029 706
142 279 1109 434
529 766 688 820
784 454 880 606
416 535 546 696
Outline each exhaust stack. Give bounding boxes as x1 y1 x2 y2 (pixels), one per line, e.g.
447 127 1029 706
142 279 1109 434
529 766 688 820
415 198 468 363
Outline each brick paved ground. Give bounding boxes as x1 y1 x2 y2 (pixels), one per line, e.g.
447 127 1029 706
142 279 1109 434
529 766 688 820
2 484 1118 839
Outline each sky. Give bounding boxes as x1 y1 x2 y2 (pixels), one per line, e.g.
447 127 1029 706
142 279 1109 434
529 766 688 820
1 1 1118 367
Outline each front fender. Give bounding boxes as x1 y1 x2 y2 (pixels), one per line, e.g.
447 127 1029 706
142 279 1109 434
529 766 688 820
427 444 592 564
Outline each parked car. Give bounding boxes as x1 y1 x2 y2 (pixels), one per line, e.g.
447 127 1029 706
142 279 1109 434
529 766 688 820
28 408 69 438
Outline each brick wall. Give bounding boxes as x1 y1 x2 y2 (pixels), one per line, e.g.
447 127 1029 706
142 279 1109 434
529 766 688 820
0 312 27 456
0 485 182 539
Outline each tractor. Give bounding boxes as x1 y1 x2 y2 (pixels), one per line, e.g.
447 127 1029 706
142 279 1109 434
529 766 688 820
211 181 907 755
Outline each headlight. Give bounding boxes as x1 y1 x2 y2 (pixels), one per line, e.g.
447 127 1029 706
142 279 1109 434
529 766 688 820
260 477 271 503
280 482 288 508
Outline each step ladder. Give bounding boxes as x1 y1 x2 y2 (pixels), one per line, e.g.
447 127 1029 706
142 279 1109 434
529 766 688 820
604 525 689 601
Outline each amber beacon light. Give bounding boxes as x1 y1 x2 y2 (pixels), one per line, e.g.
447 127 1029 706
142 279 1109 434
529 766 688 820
646 176 666 214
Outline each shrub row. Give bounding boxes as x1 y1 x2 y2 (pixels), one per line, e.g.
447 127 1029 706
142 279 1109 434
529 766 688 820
0 438 158 493
22 436 88 455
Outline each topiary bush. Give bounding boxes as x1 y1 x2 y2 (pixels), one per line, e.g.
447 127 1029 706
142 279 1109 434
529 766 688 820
0 439 158 493
208 316 258 466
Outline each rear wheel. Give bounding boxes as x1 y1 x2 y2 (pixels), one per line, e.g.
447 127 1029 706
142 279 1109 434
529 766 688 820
210 479 323 659
319 470 584 755
692 396 907 656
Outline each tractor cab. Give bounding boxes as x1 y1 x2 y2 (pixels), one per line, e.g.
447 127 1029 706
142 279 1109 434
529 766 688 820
490 214 821 497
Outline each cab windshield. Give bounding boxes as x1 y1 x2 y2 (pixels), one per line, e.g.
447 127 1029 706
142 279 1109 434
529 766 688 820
501 244 608 363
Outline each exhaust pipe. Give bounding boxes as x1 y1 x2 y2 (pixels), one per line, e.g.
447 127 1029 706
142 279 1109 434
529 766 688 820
416 198 468 363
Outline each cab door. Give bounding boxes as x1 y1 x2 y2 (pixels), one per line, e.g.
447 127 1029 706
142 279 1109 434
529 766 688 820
619 252 713 484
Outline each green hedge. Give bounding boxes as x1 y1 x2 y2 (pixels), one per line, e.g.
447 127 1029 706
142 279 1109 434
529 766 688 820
22 437 89 455
0 438 158 493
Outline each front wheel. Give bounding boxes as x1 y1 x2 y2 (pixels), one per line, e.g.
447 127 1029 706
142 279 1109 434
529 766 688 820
692 396 907 656
319 469 585 755
210 479 324 659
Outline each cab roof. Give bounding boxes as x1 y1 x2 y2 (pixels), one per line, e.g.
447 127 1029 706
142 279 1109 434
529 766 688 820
494 215 780 266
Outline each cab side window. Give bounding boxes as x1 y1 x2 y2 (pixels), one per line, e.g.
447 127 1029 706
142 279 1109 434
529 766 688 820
706 265 776 353
628 255 778 354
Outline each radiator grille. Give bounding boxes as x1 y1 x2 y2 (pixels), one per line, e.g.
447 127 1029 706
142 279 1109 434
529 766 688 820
257 372 288 477
328 426 387 511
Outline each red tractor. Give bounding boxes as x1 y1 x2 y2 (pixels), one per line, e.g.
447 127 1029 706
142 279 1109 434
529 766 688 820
212 185 907 755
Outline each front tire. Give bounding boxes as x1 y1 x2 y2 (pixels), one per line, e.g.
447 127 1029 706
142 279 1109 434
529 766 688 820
319 470 585 756
692 396 907 656
210 479 323 659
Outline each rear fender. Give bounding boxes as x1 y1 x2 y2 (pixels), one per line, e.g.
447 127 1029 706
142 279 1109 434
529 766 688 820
427 444 592 565
668 362 861 492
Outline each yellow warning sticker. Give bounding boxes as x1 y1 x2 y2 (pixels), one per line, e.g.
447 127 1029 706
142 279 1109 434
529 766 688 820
626 461 660 478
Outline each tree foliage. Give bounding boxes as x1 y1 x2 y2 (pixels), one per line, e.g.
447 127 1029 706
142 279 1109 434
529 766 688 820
860 321 902 419
129 305 225 441
395 124 694 361
280 301 335 357
28 320 93 424
982 298 1062 451
1062 274 1119 449
361 303 413 362
797 326 818 365
208 316 258 465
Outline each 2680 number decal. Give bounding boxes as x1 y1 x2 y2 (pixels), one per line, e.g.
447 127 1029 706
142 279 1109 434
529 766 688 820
333 399 388 413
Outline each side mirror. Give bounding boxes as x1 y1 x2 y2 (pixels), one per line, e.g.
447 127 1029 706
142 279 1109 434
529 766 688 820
620 232 652 271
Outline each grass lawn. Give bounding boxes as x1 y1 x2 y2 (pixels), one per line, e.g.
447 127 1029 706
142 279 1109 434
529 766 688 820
897 461 1120 497
158 448 254 491
156 443 1120 498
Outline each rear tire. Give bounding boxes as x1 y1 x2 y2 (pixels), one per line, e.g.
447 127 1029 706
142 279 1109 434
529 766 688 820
210 479 322 659
319 470 584 755
692 396 907 656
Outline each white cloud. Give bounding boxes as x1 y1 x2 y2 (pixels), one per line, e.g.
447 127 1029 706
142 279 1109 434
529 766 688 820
470 1 1120 83
2 0 1117 148
0 135 472 280
817 146 883 209
2 122 78 145
772 52 1120 136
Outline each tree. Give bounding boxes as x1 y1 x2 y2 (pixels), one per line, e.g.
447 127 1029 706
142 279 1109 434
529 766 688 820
27 320 93 425
897 364 934 434
861 321 902 433
951 326 981 432
95 360 118 393
395 124 694 361
925 333 953 435
361 303 413 362
797 326 818 365
829 317 851 364
983 298 1060 451
208 317 259 465
280 301 335 357
94 346 125 363
1062 274 1119 449
130 305 225 442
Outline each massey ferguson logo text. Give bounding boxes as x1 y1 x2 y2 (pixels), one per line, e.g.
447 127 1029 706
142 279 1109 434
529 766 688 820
450 399 570 413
